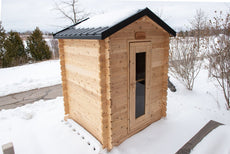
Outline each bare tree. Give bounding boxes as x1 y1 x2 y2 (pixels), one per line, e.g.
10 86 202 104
55 0 89 24
0 22 6 68
207 11 230 110
169 10 208 90
169 37 202 90
50 39 59 59
190 9 208 52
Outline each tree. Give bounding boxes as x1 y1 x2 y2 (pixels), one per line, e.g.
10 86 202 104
169 36 202 90
55 0 89 24
27 27 51 61
3 31 26 67
169 9 208 90
50 39 59 59
207 11 230 110
0 22 6 67
190 9 208 52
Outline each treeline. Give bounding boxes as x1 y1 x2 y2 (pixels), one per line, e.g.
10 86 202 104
177 28 229 37
177 10 230 38
0 23 52 68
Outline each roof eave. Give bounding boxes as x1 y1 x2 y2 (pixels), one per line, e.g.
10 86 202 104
53 35 102 40
53 18 89 38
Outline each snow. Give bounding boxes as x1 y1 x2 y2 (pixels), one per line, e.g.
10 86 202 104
75 8 142 29
108 71 230 154
0 60 61 97
191 125 230 154
0 67 230 153
0 98 103 154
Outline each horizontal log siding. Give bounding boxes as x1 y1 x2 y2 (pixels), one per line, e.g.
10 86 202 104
62 39 104 143
108 16 169 146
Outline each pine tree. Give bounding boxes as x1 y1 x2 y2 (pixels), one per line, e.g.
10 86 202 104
3 31 26 67
0 22 6 67
26 27 51 61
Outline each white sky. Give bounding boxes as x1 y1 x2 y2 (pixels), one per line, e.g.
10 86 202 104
0 0 1 21
2 0 230 32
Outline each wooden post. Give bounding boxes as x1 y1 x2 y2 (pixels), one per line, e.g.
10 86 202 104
58 39 69 115
99 39 112 150
2 142 15 154
161 35 169 117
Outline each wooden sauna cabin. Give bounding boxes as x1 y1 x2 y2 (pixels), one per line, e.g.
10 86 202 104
53 7 176 150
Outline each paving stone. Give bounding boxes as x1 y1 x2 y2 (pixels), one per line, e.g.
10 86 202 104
0 84 62 110
12 91 34 100
47 84 62 90
0 103 24 110
17 99 37 105
0 96 18 106
44 87 63 100
25 90 47 100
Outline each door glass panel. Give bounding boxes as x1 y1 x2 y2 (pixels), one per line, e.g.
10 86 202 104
135 52 146 118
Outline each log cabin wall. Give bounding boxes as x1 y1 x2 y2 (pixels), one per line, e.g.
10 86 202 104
58 39 69 115
98 39 112 149
60 39 104 144
108 16 169 146
59 15 170 150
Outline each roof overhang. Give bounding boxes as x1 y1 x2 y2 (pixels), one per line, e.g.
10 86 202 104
53 8 176 39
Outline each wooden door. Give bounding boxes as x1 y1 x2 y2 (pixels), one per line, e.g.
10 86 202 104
129 42 152 132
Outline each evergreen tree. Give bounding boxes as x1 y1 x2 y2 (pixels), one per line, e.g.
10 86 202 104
3 31 26 67
0 22 6 67
26 27 51 61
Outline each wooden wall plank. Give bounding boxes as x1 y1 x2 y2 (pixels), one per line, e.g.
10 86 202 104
108 15 170 145
65 64 100 80
64 46 100 57
64 52 100 72
65 69 101 93
60 14 170 150
62 39 104 145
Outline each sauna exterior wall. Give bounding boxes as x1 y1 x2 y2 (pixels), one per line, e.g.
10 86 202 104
107 16 169 146
58 39 108 146
59 15 170 150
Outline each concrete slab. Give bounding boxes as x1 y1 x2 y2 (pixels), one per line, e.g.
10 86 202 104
0 103 25 110
0 96 18 106
11 90 33 100
25 90 47 100
17 99 38 105
0 84 63 110
44 87 62 100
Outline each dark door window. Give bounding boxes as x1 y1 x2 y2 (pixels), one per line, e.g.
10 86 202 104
135 52 146 118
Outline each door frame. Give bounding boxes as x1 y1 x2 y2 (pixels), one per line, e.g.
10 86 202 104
128 41 152 132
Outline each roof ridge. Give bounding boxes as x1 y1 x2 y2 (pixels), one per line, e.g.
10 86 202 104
101 7 176 39
53 7 176 39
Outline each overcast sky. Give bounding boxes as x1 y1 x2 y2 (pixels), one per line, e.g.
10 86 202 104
2 0 230 33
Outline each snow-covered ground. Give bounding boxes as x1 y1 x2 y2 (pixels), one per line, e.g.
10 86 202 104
0 98 103 154
0 60 61 97
0 67 229 154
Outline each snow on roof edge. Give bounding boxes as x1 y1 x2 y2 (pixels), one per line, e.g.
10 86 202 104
75 8 143 29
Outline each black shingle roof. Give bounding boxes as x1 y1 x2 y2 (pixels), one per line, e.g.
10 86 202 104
53 8 176 39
